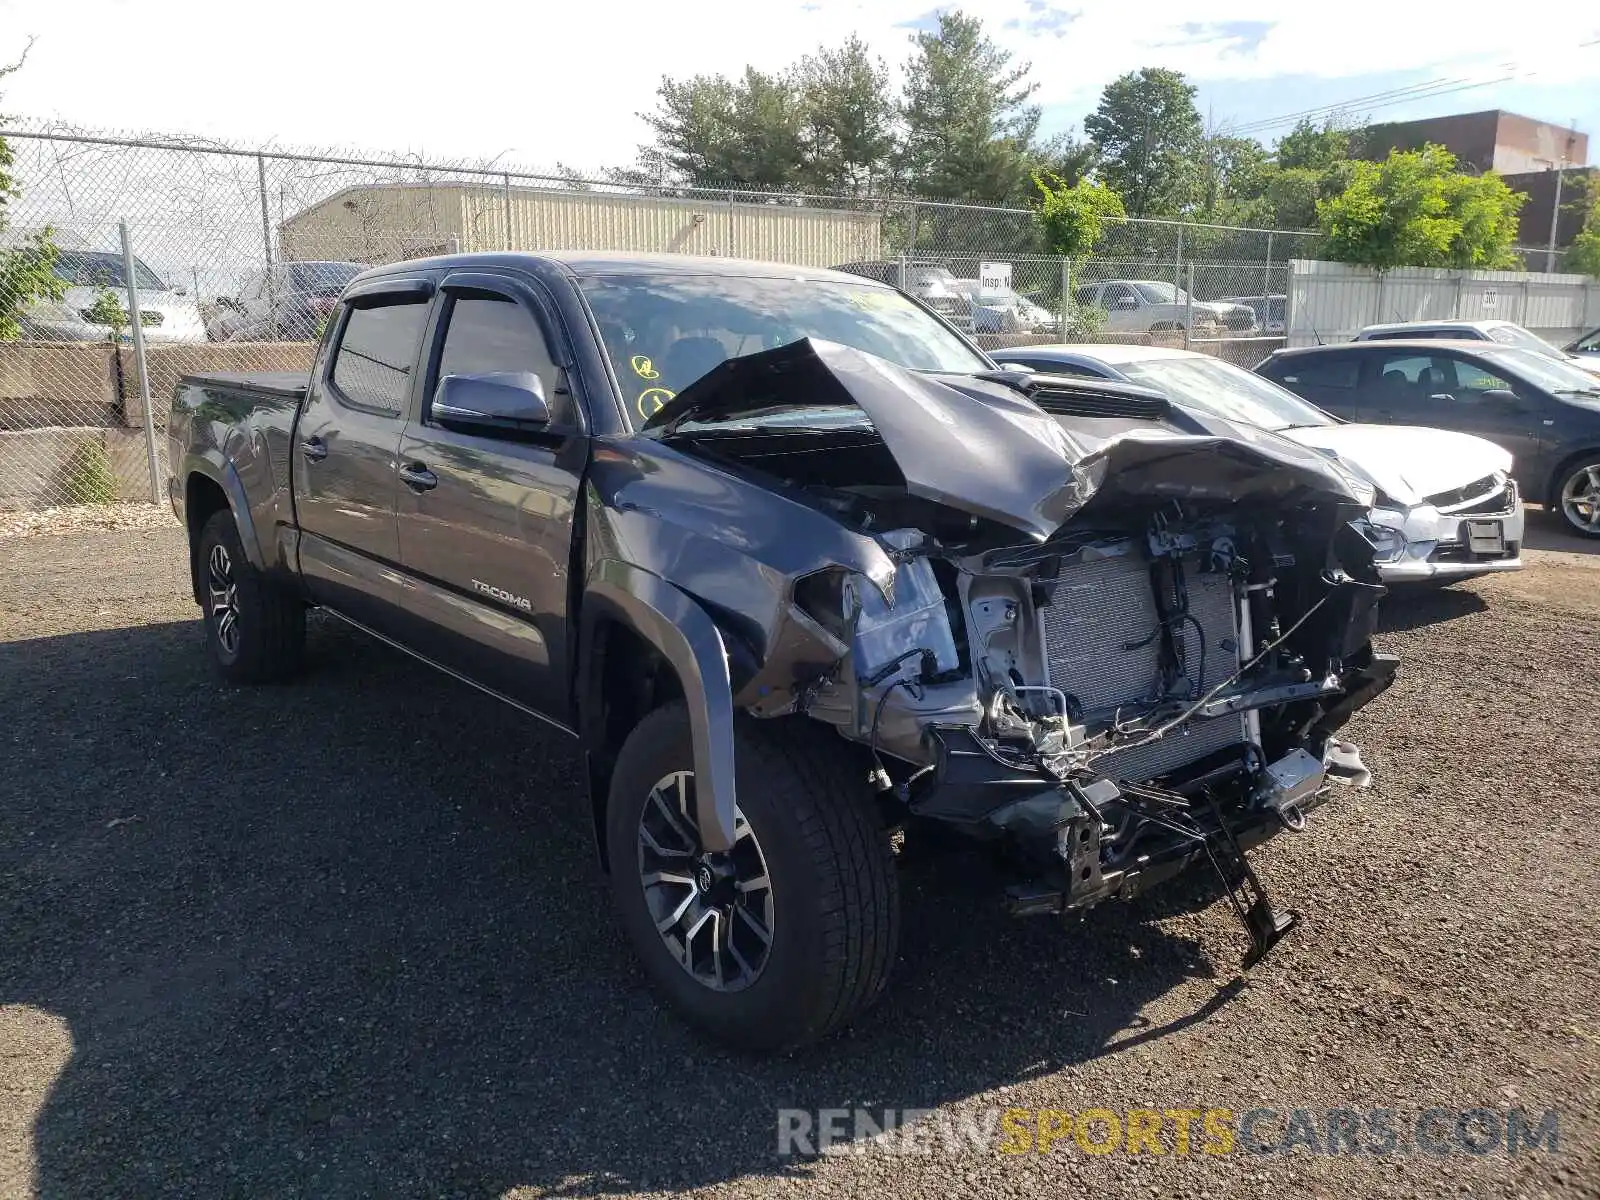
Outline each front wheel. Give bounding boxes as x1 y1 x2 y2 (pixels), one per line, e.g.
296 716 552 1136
1556 459 1600 538
605 703 899 1052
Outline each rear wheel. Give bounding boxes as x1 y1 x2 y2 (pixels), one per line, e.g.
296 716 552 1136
605 703 899 1052
1556 458 1600 538
196 509 306 682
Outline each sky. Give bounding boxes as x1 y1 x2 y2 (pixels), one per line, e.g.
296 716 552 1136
1 0 1597 173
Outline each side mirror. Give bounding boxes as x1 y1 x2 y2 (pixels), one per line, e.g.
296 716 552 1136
432 371 551 434
1480 388 1523 407
1112 296 1138 311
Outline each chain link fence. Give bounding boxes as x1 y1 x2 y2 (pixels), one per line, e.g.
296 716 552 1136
0 119 1316 513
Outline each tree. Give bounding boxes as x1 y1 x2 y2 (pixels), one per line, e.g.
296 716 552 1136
1561 175 1600 278
1084 68 1203 218
633 67 806 190
1 42 67 341
1032 171 1125 258
792 36 897 196
1201 133 1273 216
897 10 1042 204
1276 118 1352 172
1317 145 1526 269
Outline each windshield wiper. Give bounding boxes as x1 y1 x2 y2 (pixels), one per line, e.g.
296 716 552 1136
1554 388 1600 398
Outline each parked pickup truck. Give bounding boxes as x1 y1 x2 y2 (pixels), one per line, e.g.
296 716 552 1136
169 251 1397 1051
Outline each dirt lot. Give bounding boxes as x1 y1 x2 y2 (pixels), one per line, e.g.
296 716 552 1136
1 512 1598 1199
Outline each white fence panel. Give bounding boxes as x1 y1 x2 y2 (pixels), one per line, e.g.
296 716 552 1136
1287 260 1600 348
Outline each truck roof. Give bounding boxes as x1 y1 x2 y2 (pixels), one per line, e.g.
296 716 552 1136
356 250 887 286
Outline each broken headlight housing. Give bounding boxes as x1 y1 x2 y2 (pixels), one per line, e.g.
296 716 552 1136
1349 516 1406 564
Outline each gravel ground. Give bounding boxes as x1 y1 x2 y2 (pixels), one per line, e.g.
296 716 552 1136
1 517 1598 1199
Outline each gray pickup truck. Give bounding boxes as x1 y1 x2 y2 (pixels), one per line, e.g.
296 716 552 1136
169 251 1397 1051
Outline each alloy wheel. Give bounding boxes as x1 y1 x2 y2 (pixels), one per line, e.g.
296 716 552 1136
1560 463 1600 535
637 771 774 992
206 542 241 657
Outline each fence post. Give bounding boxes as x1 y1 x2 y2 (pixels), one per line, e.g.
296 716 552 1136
1172 222 1184 300
1520 277 1531 326
1060 256 1071 333
256 153 275 312
898 254 907 290
1374 270 1385 325
1184 263 1194 350
1263 231 1273 301
502 173 513 251
1454 271 1465 318
728 191 737 258
119 221 162 506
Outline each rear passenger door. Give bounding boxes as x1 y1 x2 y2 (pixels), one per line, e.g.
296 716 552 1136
393 271 587 724
294 281 432 634
1267 351 1367 420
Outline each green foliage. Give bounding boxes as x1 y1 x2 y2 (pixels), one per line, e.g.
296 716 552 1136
897 11 1041 204
1564 176 1600 278
1083 68 1203 218
1 46 68 341
1201 135 1273 214
82 288 128 340
1276 119 1353 172
792 36 898 195
1032 171 1126 258
1063 303 1109 339
1317 145 1526 270
62 438 120 505
1570 232 1600 278
636 68 807 190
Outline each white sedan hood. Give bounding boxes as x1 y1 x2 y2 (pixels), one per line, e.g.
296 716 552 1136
1280 423 1512 506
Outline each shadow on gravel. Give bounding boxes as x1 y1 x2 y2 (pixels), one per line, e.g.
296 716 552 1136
0 617 1231 1198
1377 585 1487 634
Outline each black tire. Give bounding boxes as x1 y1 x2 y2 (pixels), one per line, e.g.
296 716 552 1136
605 702 899 1052
1553 456 1600 538
195 508 306 682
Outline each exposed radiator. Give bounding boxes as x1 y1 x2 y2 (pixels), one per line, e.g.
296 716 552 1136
1040 548 1248 781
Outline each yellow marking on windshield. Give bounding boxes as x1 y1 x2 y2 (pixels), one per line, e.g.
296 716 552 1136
630 355 660 380
637 387 675 418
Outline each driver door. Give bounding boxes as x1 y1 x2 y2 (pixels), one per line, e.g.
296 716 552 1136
393 271 588 725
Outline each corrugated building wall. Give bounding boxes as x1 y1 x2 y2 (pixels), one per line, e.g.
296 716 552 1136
1286 259 1600 346
280 183 882 268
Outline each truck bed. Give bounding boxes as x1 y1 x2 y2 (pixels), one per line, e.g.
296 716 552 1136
178 371 310 400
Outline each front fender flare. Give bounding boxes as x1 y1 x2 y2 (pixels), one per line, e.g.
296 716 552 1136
581 561 739 852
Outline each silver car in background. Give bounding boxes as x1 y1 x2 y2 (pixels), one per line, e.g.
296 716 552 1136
20 248 206 343
993 343 1525 584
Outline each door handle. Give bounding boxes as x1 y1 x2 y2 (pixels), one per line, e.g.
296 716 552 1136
399 462 438 493
301 436 329 462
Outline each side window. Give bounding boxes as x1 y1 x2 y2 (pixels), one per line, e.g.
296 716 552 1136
330 299 429 417
1370 353 1451 407
1275 355 1359 389
1102 283 1136 307
434 292 572 428
1448 357 1516 398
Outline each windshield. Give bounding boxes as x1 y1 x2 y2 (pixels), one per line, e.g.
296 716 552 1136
1485 323 1563 359
579 273 990 425
1485 346 1600 393
53 250 167 291
287 261 364 294
1134 282 1191 305
1116 355 1334 430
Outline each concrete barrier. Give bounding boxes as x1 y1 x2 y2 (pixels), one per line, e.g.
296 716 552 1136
0 426 154 510
0 342 121 429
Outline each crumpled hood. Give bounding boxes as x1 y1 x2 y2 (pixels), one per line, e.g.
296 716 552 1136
644 338 1372 540
1280 423 1512 506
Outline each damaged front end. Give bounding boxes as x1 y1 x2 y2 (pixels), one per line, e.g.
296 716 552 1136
643 339 1399 967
